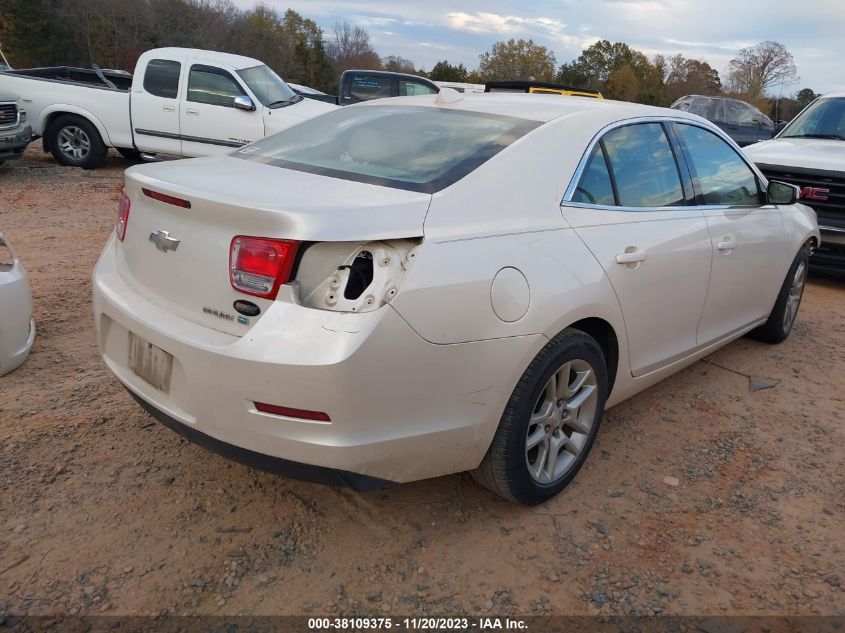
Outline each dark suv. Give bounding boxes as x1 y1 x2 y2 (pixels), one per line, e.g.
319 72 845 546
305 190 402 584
671 95 774 147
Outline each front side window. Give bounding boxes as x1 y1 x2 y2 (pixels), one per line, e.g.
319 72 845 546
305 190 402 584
601 123 684 207
572 144 615 205
187 65 245 107
674 124 761 206
399 80 436 96
349 75 391 101
143 59 181 99
236 105 540 193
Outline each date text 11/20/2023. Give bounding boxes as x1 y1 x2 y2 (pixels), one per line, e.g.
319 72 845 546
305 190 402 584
307 617 528 630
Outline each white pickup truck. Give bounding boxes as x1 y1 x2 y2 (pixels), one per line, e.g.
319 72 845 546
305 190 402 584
0 47 335 168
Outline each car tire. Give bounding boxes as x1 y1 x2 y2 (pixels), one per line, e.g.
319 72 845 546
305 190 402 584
472 328 608 505
748 247 809 344
47 115 107 169
116 147 142 161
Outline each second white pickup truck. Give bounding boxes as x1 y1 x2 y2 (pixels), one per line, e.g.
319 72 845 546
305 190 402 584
0 47 336 168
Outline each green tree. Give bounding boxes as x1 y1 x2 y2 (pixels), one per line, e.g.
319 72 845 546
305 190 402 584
282 9 335 91
477 38 556 82
795 88 818 109
662 54 721 102
726 41 797 98
0 0 78 67
429 60 468 82
557 40 665 104
382 55 418 74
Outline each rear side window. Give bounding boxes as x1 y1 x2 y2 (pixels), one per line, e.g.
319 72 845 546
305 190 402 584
674 124 761 206
601 123 684 207
143 59 181 99
399 80 436 96
349 75 391 101
187 65 245 107
572 144 615 205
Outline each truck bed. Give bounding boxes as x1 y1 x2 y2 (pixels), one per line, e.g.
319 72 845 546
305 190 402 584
3 67 132 91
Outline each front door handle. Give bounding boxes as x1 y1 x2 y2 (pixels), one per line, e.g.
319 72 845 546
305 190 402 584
185 108 199 116
615 248 646 265
163 104 175 112
717 236 737 251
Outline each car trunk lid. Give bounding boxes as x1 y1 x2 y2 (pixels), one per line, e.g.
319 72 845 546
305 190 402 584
117 155 430 335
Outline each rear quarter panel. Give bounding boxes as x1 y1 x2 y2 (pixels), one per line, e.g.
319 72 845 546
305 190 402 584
391 112 630 399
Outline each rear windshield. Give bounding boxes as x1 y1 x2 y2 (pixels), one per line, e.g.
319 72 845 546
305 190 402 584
235 106 540 193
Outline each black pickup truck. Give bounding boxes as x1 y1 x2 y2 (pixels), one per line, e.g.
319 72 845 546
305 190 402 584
293 70 439 105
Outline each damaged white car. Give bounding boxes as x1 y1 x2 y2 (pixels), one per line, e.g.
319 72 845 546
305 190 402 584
0 229 35 376
93 91 818 504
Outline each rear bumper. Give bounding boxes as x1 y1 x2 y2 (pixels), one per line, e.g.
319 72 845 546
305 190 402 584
93 236 541 484
126 387 391 490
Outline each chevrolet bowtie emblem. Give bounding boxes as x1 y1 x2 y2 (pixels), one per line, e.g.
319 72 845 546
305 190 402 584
149 230 180 252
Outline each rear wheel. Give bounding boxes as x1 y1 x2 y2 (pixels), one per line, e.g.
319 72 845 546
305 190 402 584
47 115 107 169
472 328 607 505
748 247 809 344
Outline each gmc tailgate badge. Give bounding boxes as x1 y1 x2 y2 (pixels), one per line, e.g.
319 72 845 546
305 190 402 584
149 230 180 252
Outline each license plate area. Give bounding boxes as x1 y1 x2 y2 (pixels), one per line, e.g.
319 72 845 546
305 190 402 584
128 332 173 392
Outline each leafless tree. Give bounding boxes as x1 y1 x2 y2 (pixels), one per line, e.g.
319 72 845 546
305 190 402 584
727 41 797 98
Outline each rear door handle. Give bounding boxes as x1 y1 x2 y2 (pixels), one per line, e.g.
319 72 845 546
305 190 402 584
615 248 646 265
717 236 737 251
185 108 199 116
163 105 175 112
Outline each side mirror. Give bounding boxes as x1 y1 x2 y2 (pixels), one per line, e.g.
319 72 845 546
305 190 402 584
233 95 256 112
767 180 799 205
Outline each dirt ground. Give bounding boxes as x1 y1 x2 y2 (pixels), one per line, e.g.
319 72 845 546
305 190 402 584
1 146 843 619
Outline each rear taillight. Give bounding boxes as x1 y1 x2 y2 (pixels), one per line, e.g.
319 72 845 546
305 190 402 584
229 236 299 299
116 188 131 241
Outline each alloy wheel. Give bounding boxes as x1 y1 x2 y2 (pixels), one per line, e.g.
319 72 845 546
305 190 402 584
58 126 91 161
783 260 806 332
525 358 599 484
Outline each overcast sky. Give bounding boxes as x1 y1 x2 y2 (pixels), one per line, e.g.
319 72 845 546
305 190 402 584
236 0 845 94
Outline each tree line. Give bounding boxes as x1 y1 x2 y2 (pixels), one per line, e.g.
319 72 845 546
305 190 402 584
0 0 817 120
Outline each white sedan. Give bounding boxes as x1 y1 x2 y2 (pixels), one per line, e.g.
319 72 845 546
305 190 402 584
92 91 819 504
0 229 35 376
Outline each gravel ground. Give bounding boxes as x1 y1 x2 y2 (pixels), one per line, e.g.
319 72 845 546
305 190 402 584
0 147 843 618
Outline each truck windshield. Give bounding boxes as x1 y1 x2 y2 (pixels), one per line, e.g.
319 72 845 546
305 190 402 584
236 65 297 107
234 105 540 193
781 97 845 140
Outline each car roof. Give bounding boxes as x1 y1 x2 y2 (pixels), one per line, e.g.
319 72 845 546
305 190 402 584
820 90 845 99
361 91 706 125
142 47 263 70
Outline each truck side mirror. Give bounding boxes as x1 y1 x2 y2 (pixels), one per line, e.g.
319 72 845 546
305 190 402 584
234 96 256 112
767 180 799 205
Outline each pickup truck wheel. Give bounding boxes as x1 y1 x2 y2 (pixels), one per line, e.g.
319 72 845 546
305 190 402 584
748 247 809 344
47 115 107 169
472 328 607 505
